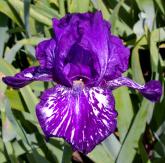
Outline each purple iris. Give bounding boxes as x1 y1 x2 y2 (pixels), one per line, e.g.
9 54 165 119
3 11 162 154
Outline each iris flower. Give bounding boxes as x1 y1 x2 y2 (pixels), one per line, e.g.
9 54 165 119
3 11 162 154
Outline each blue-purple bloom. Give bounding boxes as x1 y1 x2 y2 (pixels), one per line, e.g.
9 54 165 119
3 11 162 154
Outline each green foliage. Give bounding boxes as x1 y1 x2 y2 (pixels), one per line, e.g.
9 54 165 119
0 0 164 162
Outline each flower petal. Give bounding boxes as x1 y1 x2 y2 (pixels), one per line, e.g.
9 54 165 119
104 36 130 80
36 84 117 154
63 63 92 81
52 11 110 86
107 77 162 102
35 39 56 69
2 67 53 89
77 12 110 85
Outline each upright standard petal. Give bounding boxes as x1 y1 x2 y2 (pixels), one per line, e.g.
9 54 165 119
2 67 53 89
104 36 130 80
52 11 111 86
36 84 117 154
35 39 56 69
107 77 162 102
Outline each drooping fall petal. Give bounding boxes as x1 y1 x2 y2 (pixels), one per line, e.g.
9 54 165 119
36 84 117 154
2 67 53 89
107 77 162 102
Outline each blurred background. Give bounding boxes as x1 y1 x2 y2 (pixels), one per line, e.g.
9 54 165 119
0 0 165 162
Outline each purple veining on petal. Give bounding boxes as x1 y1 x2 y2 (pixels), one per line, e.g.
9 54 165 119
35 39 56 69
104 35 130 80
107 77 162 102
63 63 92 81
77 11 110 85
2 67 53 89
52 11 110 86
36 84 117 154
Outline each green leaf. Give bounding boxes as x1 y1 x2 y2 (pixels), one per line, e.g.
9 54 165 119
0 58 16 76
0 152 6 163
4 43 22 64
131 36 145 85
46 139 64 163
0 58 15 93
30 81 46 92
154 0 165 14
6 90 25 111
1 109 17 142
12 141 26 157
24 0 31 36
91 0 110 20
156 120 165 138
116 99 153 163
27 149 50 163
4 37 45 63
0 13 9 58
68 0 90 13
114 19 133 36
113 86 134 142
102 134 121 160
8 0 52 26
110 0 124 34
151 80 165 132
4 142 19 163
149 28 165 72
32 1 60 19
0 0 23 26
59 0 65 16
61 143 72 163
88 144 114 163
20 86 38 121
153 132 165 158
139 137 151 163
2 97 31 149
149 31 159 73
